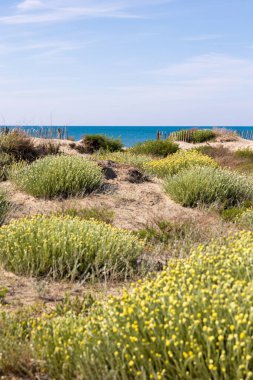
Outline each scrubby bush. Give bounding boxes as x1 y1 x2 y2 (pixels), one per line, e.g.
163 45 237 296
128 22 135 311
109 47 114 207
0 153 13 181
0 190 9 226
0 215 144 280
130 139 179 157
145 149 218 177
82 135 123 153
27 231 253 379
191 129 215 143
0 131 38 161
165 166 253 207
10 155 103 199
171 128 215 143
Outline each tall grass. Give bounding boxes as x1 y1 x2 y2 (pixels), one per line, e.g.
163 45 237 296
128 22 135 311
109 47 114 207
10 155 103 198
0 215 144 280
165 166 253 207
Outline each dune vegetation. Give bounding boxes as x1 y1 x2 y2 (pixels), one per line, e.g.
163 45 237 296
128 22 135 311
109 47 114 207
10 155 103 198
2 130 253 379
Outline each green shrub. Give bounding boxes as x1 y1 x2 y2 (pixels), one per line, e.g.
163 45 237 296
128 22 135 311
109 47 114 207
145 149 218 177
130 140 179 157
82 135 123 153
0 153 13 181
29 231 253 379
171 129 215 143
0 131 38 161
0 215 144 280
235 148 253 160
165 166 253 207
10 155 103 199
220 206 249 221
0 190 9 226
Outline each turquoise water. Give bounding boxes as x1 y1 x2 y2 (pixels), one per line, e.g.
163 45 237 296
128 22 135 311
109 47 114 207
10 126 253 147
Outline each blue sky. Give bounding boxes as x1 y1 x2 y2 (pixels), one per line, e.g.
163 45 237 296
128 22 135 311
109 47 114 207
0 0 253 126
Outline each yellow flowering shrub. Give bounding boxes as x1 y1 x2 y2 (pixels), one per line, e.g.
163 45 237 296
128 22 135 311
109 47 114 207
144 149 218 177
0 215 144 279
10 155 103 198
30 231 253 379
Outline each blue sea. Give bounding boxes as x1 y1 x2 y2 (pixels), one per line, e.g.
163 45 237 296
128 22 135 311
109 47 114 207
7 126 253 147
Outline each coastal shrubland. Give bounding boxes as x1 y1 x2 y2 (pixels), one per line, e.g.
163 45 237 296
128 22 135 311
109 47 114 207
145 149 217 177
130 139 179 157
0 215 144 280
2 135 253 379
1 232 253 379
10 155 103 198
165 166 253 207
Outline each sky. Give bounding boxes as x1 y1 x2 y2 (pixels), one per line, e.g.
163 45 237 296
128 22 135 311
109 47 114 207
0 0 253 126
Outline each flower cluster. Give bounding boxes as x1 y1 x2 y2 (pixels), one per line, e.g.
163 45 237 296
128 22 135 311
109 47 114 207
31 231 253 379
144 149 218 177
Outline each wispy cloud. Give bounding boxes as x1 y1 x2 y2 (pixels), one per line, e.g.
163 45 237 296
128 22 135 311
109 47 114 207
0 0 166 25
182 34 221 42
17 0 44 11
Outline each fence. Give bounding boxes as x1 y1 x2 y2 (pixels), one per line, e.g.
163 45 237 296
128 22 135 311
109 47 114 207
0 126 69 140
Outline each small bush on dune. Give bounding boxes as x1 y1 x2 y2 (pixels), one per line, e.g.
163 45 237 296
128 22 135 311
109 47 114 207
130 139 179 157
27 232 253 380
165 166 253 207
0 153 14 181
0 215 144 280
0 131 38 162
145 149 218 177
10 155 103 199
0 190 9 226
82 135 123 153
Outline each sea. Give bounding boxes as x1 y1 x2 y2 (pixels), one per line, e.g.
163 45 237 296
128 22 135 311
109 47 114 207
6 126 253 147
